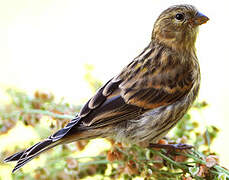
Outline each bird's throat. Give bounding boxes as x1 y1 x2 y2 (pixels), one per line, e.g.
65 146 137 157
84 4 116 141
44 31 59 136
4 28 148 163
152 28 198 53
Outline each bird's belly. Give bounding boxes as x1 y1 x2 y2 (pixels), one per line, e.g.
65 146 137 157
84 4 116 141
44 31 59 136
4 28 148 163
113 95 193 145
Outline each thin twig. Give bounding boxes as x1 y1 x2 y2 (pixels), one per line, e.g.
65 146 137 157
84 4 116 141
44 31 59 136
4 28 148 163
22 109 75 119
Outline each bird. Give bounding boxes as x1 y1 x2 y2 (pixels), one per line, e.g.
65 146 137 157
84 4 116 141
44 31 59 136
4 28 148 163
4 4 209 173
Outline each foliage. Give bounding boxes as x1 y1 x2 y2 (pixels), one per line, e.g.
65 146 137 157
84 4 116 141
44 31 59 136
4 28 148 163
0 70 229 180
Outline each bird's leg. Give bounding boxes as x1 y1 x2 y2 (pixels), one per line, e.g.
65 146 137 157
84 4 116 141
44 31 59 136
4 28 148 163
148 143 193 150
149 143 193 167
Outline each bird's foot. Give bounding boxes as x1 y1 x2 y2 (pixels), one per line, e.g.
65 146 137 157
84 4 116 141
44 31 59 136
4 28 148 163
148 143 193 150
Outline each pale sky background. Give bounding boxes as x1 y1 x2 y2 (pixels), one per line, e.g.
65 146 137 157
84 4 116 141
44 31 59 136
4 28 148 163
0 0 229 168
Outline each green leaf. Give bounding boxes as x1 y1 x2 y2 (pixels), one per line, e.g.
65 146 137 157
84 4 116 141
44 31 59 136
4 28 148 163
189 166 199 176
217 173 228 180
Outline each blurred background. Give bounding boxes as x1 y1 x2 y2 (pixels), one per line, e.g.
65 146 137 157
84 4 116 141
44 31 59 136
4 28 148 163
0 0 229 179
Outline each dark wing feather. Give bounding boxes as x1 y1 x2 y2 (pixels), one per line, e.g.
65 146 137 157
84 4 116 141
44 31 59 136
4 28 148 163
47 79 124 141
77 95 144 129
64 47 195 131
75 78 145 128
50 78 145 140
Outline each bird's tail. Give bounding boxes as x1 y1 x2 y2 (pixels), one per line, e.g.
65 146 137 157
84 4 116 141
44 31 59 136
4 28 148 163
4 117 81 173
4 138 61 173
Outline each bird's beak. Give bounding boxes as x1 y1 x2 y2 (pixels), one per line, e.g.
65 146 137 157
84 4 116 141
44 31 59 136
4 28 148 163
190 12 209 26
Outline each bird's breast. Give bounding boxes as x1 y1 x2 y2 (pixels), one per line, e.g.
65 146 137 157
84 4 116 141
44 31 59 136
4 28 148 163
114 84 199 145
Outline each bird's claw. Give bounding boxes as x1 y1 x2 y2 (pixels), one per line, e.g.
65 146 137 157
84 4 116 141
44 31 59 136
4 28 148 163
148 143 193 150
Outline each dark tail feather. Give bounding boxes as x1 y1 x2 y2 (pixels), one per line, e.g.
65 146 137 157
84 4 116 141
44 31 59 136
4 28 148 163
4 117 81 173
7 139 61 173
4 151 25 162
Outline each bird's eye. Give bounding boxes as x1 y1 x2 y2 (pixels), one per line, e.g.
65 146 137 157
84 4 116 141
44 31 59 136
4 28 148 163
175 13 185 21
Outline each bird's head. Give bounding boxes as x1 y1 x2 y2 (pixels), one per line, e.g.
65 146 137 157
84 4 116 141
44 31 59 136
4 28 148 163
152 4 209 52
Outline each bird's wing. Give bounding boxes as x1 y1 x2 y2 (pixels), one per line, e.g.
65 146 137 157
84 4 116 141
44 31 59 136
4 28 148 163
77 78 145 128
117 56 195 109
75 56 194 128
50 78 145 141
52 50 194 140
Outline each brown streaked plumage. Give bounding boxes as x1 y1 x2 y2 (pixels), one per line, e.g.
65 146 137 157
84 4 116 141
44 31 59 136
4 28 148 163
4 4 209 173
